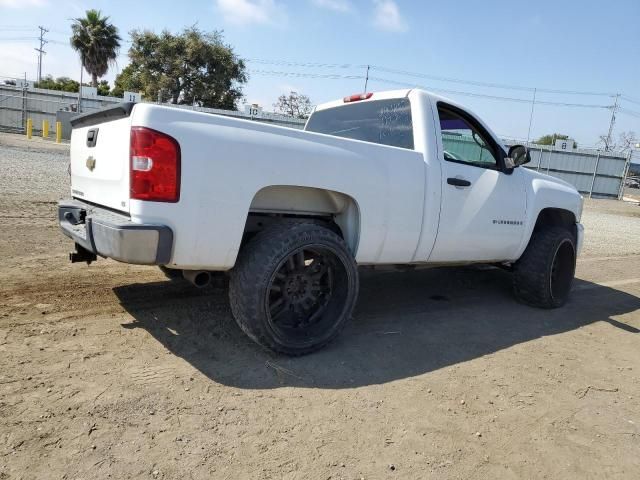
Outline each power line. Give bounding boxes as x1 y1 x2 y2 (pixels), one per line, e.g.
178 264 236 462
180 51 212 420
0 36 39 41
248 69 615 109
47 29 70 36
248 58 366 69
0 26 34 31
249 69 364 80
247 58 618 97
619 108 640 119
367 76 612 109
621 95 640 107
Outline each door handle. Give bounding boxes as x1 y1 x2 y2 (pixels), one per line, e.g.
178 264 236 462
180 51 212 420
447 177 471 187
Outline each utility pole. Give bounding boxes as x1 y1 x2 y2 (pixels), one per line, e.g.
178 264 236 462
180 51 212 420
605 94 620 152
364 65 370 93
34 26 49 83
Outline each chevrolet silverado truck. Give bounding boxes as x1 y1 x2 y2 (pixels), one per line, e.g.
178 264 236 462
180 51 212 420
58 89 584 355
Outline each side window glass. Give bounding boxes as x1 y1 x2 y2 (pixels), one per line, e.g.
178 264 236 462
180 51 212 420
438 107 498 169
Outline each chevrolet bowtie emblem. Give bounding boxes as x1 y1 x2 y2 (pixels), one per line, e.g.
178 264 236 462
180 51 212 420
86 156 96 171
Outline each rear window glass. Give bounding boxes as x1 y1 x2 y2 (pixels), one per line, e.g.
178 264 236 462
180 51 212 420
305 98 414 150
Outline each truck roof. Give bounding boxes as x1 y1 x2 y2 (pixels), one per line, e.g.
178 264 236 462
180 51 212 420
313 89 413 112
313 88 469 114
310 88 507 153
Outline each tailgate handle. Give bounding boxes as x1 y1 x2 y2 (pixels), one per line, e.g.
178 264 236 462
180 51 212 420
86 128 99 147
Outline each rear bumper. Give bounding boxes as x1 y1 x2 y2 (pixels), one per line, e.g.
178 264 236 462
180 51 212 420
58 199 173 265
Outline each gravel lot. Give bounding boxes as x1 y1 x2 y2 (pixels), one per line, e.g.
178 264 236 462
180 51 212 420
1 132 639 479
580 197 640 257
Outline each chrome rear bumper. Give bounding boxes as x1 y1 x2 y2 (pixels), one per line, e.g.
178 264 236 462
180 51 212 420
58 199 173 265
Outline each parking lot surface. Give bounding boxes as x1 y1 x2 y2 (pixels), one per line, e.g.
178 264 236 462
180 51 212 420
1 133 639 479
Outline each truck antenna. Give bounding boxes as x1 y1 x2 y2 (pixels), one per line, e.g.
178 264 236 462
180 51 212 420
364 65 370 93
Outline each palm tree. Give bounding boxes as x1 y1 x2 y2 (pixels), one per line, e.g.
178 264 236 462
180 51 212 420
70 10 121 87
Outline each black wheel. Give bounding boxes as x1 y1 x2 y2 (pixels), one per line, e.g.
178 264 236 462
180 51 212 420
513 226 576 308
229 221 359 355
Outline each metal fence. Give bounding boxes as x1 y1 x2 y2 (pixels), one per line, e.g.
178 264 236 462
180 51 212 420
441 133 629 198
505 142 631 199
0 83 630 199
0 84 306 135
0 84 119 133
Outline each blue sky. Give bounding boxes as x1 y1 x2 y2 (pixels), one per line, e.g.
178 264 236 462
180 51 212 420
1 0 639 149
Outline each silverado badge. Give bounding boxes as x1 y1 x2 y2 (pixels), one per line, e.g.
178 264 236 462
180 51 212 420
86 156 96 171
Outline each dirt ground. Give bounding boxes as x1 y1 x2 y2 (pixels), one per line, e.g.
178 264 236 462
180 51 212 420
1 132 640 479
624 186 640 203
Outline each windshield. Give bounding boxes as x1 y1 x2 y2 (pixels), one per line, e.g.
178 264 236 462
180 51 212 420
305 98 414 150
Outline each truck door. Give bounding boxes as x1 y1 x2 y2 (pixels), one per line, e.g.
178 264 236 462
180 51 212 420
428 103 526 262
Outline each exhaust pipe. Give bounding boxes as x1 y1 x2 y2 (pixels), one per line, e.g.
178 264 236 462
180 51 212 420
183 270 211 288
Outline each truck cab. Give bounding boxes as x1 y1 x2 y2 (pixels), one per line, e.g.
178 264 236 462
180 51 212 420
305 89 583 264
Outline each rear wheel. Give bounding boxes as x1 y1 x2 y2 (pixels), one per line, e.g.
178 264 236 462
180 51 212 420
229 221 359 355
513 226 576 308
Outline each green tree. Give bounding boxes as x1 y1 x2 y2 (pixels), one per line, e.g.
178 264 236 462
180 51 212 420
96 80 110 96
110 64 143 98
34 75 80 92
33 75 110 95
274 91 313 118
115 27 247 109
70 9 121 87
534 133 575 147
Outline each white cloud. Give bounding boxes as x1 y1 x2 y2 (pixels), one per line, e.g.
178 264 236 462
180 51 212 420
311 0 352 13
0 0 47 6
215 0 286 26
372 0 408 33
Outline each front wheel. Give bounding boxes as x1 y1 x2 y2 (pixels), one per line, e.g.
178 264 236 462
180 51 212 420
513 226 576 308
229 221 359 355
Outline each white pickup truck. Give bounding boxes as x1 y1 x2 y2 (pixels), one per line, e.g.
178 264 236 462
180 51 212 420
59 89 584 355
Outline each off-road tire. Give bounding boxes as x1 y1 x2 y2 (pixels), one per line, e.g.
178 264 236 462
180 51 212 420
513 226 576 308
229 221 359 355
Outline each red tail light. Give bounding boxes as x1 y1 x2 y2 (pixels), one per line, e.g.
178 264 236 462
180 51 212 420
343 92 373 103
130 127 180 202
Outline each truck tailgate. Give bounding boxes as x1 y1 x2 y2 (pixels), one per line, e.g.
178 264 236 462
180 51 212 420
70 108 132 214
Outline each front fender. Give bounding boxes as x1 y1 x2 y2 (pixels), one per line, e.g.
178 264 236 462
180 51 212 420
515 170 584 259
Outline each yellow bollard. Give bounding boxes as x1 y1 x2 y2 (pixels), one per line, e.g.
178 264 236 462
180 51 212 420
56 121 62 144
26 118 32 139
42 120 49 139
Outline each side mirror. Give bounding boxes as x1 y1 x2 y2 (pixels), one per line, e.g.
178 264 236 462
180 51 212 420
506 145 531 169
